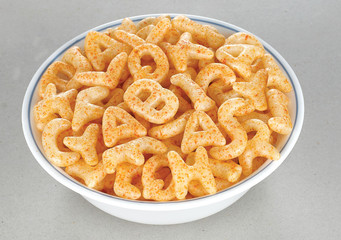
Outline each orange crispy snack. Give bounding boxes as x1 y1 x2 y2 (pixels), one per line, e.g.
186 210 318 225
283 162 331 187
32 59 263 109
128 43 169 82
84 31 131 71
39 61 75 98
267 89 292 134
65 159 107 189
233 69 268 111
102 106 147 147
161 32 214 73
263 54 292 93
63 123 100 166
181 111 226 154
142 155 176 201
72 86 109 132
42 118 80 167
171 15 225 49
73 52 128 89
171 73 216 112
124 79 179 124
62 46 93 90
195 63 236 92
34 83 77 131
168 147 217 199
209 98 248 160
239 119 280 176
114 163 143 200
103 137 167 174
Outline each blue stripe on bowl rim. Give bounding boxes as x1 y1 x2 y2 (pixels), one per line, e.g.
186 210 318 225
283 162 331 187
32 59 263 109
27 15 299 204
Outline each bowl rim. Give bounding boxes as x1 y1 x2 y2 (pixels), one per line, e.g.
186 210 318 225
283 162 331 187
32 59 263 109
22 13 304 211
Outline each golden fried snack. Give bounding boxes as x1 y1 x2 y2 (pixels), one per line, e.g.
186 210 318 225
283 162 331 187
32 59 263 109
263 54 292 93
97 88 124 108
73 52 128 89
209 98 248 160
233 69 268 111
181 111 225 154
103 137 167 174
225 32 265 51
142 155 176 201
114 163 143 200
102 106 147 147
216 44 264 80
34 83 77 131
84 31 130 71
267 89 292 134
186 153 242 182
124 79 179 124
62 46 93 90
136 25 155 39
239 119 280 176
128 43 169 82
39 61 75 98
161 32 214 72
171 15 225 49
145 17 171 45
63 123 100 166
168 84 193 113
72 86 109 132
170 73 216 112
195 63 236 92
148 110 194 139
42 118 80 167
168 147 216 199
65 159 107 189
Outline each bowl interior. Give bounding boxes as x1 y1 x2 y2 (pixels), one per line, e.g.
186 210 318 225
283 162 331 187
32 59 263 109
24 14 300 204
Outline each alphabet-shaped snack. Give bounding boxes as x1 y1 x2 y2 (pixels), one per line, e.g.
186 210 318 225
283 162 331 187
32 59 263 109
216 43 264 80
181 111 225 154
267 89 292 134
114 163 143 200
168 147 217 199
124 79 179 124
263 54 292 93
171 15 225 49
239 119 280 176
145 17 171 45
34 83 77 131
65 159 107 190
195 63 236 92
233 69 268 111
148 110 194 140
186 152 242 182
62 46 93 90
39 61 75 98
103 137 167 174
42 118 80 167
136 25 155 40
84 31 130 71
161 32 214 73
73 52 128 89
225 32 265 51
102 106 147 147
209 98 248 160
72 86 109 131
128 43 169 82
63 123 100 166
170 73 215 112
97 88 124 108
142 154 176 201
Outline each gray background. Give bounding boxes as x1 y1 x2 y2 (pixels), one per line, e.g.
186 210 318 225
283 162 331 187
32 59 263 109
1 0 340 239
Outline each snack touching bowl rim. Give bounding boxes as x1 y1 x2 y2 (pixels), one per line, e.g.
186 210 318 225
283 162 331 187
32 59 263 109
22 14 304 211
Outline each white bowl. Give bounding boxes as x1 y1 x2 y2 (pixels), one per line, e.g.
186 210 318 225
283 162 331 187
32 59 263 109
22 14 304 225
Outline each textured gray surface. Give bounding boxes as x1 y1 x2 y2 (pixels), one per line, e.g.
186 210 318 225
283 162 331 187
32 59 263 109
1 0 340 239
